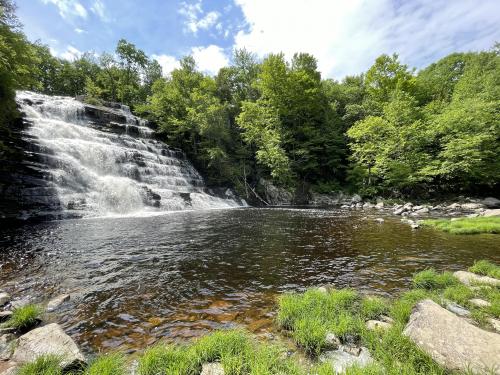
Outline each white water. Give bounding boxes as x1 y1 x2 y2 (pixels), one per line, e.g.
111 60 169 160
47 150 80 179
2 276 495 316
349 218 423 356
16 91 244 217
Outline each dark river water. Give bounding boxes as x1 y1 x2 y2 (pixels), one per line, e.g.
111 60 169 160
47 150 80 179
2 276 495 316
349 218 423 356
0 207 499 354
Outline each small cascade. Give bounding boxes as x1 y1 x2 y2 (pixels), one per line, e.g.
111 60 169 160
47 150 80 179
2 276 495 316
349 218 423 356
14 91 244 218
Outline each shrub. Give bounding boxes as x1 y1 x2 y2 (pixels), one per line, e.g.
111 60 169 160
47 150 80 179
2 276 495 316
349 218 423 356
361 296 389 320
412 269 458 290
469 260 500 279
17 355 62 375
85 353 127 375
3 304 42 331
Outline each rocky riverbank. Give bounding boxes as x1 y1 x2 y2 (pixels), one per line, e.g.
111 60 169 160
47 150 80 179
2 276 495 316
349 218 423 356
1 261 499 374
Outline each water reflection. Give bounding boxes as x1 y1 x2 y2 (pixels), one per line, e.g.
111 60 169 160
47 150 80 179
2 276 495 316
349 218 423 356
0 208 499 353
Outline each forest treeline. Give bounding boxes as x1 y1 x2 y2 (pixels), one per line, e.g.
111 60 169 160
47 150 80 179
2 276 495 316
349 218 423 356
1 0 499 199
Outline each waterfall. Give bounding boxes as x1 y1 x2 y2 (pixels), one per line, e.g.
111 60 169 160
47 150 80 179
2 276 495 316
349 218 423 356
15 91 245 218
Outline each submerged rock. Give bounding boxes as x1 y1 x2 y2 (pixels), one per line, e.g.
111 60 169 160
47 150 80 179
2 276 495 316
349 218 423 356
0 293 10 307
47 294 70 312
404 299 500 374
201 363 225 375
320 346 373 374
12 323 85 368
453 271 500 287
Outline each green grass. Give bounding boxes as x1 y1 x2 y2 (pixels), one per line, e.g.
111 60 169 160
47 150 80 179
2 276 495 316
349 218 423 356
360 297 389 320
423 217 500 234
137 330 301 375
85 353 127 375
469 260 500 279
17 355 62 375
443 284 474 306
2 304 42 331
412 269 458 290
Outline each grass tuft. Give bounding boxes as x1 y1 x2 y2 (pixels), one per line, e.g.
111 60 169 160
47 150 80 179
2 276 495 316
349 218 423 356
85 353 127 375
2 304 42 331
469 260 500 279
361 296 389 320
443 284 474 306
423 217 500 235
412 269 458 290
17 355 62 375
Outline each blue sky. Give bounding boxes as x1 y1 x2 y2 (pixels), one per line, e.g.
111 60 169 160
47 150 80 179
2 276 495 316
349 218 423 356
17 0 500 79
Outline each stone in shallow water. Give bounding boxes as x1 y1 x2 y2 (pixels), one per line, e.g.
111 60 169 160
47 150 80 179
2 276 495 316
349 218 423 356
403 299 500 374
0 293 10 307
453 271 500 287
47 294 70 312
201 362 225 375
12 323 85 368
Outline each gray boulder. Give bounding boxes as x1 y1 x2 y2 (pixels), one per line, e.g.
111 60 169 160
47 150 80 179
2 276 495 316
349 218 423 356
404 299 500 374
453 271 500 287
482 197 500 208
12 323 85 368
0 334 15 361
351 194 362 203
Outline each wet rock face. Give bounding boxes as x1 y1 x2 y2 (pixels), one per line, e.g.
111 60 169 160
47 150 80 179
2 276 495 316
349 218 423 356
404 299 500 374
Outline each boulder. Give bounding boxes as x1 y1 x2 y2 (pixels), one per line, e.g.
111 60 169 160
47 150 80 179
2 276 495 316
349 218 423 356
351 194 362 203
483 209 500 217
482 197 500 208
47 294 70 312
0 293 10 307
462 203 483 210
469 299 491 308
320 346 373 374
453 271 500 287
0 362 18 375
12 323 85 368
489 318 500 333
394 207 405 215
201 363 225 375
404 299 500 374
375 202 384 209
366 320 392 331
0 334 15 361
363 202 374 209
325 332 341 349
446 203 461 210
374 218 384 223
10 298 31 309
414 207 429 215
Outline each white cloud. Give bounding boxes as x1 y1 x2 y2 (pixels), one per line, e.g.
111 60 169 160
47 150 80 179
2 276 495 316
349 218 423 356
60 45 82 61
233 0 500 79
191 45 229 74
152 54 181 76
41 0 87 20
74 28 86 34
90 0 108 21
179 1 220 34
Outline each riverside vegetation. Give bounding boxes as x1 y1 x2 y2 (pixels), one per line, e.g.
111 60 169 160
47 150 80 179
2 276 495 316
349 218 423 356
423 217 500 235
1 0 499 202
3 260 498 374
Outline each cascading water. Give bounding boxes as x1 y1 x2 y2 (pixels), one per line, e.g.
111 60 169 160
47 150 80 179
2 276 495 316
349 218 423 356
15 91 244 218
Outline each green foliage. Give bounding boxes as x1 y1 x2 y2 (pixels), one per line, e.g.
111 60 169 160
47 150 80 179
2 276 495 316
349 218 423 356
443 285 474 306
412 269 458 290
361 297 389 320
85 353 127 375
469 260 500 278
3 303 41 330
17 355 62 375
423 217 500 235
